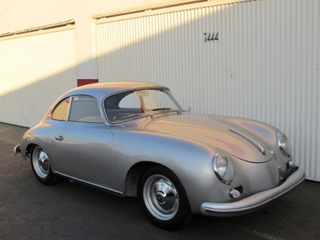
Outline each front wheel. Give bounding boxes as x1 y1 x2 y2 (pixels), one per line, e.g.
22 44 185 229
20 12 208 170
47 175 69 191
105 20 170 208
138 166 193 230
30 145 57 185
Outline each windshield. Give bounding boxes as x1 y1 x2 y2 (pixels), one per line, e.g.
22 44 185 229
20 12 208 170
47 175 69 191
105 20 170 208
104 89 182 122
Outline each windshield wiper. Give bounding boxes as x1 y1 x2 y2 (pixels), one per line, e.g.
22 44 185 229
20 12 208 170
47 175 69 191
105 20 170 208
152 108 171 111
119 113 155 121
119 114 142 121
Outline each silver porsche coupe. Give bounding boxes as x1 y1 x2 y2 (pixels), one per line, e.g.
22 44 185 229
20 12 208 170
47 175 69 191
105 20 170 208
14 81 305 230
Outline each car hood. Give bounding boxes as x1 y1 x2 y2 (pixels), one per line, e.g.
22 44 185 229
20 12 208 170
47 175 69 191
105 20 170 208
143 113 274 163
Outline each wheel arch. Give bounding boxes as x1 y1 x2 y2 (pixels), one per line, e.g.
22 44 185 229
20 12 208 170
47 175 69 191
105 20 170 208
124 161 176 197
24 143 37 159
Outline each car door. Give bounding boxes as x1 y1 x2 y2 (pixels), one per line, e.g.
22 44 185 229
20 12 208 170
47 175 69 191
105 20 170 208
49 95 115 189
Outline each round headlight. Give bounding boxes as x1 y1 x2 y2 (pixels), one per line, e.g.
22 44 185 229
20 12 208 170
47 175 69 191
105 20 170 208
277 132 292 157
213 154 234 184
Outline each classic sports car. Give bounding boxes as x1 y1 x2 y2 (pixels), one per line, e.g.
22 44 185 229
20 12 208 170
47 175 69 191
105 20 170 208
14 82 305 230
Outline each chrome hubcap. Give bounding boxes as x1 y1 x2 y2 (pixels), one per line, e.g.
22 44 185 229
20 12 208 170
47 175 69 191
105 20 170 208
143 174 179 220
38 151 48 164
32 146 49 178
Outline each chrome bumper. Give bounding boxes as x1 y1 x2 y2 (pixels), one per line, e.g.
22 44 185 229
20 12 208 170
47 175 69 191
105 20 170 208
13 144 21 156
201 167 305 216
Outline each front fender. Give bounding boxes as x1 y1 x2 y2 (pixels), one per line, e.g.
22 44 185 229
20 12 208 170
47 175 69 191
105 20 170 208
111 129 218 209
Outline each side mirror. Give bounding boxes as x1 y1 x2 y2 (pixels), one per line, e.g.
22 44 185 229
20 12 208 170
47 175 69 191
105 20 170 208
187 106 191 113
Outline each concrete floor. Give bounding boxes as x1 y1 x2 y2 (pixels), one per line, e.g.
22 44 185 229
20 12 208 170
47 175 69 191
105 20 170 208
0 122 319 240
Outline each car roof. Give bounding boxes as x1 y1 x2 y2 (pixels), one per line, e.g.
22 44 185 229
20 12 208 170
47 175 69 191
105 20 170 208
59 81 169 102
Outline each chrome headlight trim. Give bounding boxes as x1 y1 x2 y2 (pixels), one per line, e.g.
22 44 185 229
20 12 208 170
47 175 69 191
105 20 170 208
212 153 234 185
277 132 292 157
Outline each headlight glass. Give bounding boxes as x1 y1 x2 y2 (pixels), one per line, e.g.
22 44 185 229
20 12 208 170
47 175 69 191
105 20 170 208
213 154 234 184
277 132 292 157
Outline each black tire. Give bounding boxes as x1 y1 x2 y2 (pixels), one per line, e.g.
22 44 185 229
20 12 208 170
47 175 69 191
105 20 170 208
138 166 193 230
30 145 57 185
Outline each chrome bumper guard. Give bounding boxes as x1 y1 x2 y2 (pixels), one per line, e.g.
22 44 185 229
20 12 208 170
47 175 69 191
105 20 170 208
201 167 305 216
13 145 21 156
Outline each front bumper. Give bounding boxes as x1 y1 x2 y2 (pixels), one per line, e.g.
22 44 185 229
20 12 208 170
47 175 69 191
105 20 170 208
201 167 305 216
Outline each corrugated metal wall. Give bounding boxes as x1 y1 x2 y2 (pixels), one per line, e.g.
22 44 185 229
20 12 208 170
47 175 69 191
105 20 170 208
96 0 320 181
0 28 77 127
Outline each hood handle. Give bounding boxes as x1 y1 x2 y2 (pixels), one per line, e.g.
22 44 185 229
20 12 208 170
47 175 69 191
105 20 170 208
229 129 266 155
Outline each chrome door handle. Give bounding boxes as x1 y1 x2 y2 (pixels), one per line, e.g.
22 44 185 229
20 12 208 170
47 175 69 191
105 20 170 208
55 136 64 141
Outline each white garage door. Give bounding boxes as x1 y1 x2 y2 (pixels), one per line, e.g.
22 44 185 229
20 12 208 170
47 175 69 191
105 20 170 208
96 0 320 181
0 26 76 127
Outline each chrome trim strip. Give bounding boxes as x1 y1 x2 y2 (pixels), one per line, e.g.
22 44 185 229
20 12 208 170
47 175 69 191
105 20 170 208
201 167 305 215
66 96 73 121
54 171 123 195
230 129 266 155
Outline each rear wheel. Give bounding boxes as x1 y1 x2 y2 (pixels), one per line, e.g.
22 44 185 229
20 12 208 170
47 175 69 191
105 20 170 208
138 166 193 230
30 145 57 185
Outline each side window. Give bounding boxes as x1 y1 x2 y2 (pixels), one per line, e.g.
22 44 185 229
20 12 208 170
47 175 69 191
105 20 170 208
68 96 103 123
52 97 70 121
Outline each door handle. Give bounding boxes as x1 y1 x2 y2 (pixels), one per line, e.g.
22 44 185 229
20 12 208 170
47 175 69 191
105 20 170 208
55 136 64 141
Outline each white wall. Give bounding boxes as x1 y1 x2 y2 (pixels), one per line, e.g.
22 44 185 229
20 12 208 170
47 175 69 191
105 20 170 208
0 0 224 33
0 0 318 181
96 0 320 181
1 0 234 80
0 28 76 127
0 0 151 80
